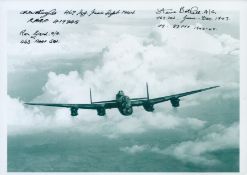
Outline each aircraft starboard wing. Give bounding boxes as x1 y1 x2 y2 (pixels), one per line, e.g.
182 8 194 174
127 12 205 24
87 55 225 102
131 86 219 106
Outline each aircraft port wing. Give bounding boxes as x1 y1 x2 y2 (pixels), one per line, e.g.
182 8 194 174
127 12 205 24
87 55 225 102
24 101 118 109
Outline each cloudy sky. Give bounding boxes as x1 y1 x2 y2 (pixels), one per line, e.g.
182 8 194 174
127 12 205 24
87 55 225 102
7 6 239 172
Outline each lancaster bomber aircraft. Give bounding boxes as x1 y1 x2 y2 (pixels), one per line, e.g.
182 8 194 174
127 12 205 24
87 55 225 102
25 84 219 117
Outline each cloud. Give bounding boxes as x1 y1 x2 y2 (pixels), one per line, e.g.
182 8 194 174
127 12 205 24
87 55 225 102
120 123 239 166
7 94 206 137
35 71 87 103
120 144 149 154
7 14 151 69
157 122 239 165
7 95 92 135
150 23 223 54
31 27 239 104
216 34 240 55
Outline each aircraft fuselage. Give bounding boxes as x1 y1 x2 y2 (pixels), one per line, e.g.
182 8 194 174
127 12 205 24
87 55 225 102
116 91 133 116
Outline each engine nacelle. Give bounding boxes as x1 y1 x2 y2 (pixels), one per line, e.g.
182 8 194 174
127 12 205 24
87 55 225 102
143 102 154 112
97 108 106 116
170 97 180 107
70 107 78 116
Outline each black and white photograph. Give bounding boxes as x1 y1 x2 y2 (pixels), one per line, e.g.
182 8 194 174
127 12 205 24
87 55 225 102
0 0 246 173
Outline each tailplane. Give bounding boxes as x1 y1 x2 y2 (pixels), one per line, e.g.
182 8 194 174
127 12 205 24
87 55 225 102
146 82 149 100
90 88 93 104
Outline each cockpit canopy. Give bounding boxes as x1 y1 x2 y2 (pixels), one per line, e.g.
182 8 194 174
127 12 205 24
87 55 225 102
116 90 125 98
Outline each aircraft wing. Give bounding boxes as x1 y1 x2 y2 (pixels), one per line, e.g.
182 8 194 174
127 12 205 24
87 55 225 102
25 101 118 109
131 86 219 106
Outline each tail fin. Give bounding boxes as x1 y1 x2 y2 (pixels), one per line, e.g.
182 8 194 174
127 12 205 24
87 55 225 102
90 88 93 104
146 82 149 100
